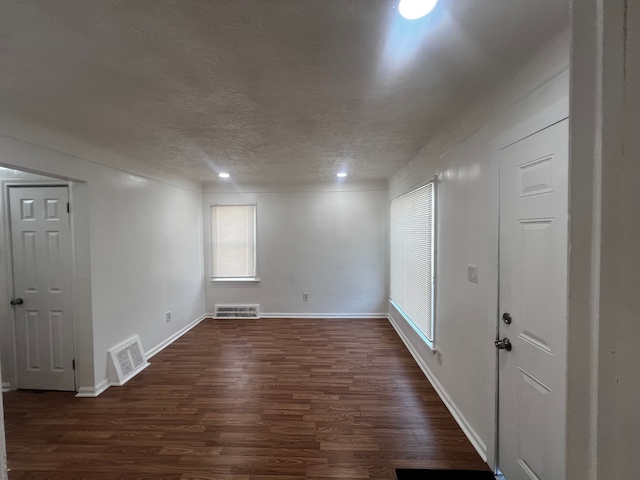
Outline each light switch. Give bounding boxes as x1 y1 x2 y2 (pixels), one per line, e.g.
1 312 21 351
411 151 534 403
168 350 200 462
468 265 479 283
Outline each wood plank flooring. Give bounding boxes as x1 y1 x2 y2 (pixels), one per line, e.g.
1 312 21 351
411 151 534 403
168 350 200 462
3 318 488 479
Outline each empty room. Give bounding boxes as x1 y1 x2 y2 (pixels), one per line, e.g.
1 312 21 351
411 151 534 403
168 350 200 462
0 1 638 479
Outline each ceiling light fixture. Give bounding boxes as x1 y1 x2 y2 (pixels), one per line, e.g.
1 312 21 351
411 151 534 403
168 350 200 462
219 172 230 178
337 173 347 178
398 0 438 20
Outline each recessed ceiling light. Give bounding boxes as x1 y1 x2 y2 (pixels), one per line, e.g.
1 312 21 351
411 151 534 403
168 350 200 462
398 0 438 20
219 173 230 178
337 173 347 178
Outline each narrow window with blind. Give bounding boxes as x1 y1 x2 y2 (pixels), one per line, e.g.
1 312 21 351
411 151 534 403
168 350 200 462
390 182 435 343
211 204 257 280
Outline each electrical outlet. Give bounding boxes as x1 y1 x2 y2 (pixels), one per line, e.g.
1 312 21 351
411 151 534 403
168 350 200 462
303 292 309 302
468 265 479 284
435 350 442 366
165 311 171 323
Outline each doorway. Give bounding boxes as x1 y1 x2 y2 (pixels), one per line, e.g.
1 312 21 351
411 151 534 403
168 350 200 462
6 185 76 391
496 119 569 479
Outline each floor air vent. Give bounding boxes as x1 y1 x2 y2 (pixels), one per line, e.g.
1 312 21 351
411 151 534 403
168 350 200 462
214 304 260 319
107 335 150 386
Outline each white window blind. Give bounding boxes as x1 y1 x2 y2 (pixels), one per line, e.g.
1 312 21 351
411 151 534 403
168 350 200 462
211 204 256 279
390 182 435 342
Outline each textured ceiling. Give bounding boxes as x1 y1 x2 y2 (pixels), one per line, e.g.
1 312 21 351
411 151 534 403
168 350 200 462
0 0 569 185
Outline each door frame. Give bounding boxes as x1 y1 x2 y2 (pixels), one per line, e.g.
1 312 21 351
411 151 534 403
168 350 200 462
491 97 569 476
1 180 77 392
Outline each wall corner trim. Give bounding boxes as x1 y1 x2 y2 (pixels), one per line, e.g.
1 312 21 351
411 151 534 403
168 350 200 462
75 379 110 398
387 314 488 463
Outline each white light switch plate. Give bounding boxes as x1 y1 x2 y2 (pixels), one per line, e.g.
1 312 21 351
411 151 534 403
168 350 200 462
468 265 479 283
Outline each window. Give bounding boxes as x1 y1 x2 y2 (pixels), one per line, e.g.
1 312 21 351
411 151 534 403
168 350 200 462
390 182 435 343
211 204 256 280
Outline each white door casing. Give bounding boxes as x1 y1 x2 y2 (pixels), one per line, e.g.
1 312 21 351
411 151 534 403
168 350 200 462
498 120 568 479
9 186 75 391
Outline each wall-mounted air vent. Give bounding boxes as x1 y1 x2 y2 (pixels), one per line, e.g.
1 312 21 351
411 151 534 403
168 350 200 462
214 304 260 319
107 335 150 386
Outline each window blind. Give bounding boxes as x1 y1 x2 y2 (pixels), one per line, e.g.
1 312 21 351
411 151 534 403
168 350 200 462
390 183 435 342
211 204 256 278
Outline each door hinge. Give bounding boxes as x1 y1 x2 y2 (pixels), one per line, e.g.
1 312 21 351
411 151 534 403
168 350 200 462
67 202 70 213
72 359 75 370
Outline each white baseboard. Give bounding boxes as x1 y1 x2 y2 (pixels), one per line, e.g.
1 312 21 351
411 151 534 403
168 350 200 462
248 313 388 319
75 313 207 398
387 314 488 462
75 379 110 398
1 382 10 393
146 314 208 359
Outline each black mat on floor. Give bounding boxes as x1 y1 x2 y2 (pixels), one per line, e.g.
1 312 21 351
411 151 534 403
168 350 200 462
396 469 495 479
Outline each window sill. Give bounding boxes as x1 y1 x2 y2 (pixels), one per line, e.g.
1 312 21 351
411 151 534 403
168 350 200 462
389 299 435 350
211 277 260 285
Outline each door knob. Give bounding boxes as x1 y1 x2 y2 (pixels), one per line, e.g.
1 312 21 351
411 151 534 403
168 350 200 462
495 338 512 351
502 312 512 325
10 298 23 306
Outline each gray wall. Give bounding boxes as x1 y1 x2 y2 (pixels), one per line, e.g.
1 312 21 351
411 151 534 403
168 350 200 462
0 365 5 480
0 138 205 393
387 34 570 465
567 1 640 478
203 183 388 317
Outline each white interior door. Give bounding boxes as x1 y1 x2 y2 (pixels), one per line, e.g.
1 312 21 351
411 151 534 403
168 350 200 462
9 186 75 391
498 120 568 479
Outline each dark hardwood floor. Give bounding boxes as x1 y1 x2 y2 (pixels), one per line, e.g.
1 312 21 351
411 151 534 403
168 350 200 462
3 318 488 479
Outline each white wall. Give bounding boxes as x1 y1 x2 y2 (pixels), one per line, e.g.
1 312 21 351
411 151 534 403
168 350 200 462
0 136 205 393
387 33 570 466
203 182 388 316
567 1 640 478
0 363 6 480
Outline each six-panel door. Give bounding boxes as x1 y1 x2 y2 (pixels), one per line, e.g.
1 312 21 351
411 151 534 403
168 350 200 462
498 120 569 480
9 186 75 391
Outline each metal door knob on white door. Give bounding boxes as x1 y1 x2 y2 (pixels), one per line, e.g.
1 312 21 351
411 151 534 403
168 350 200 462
495 338 512 351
